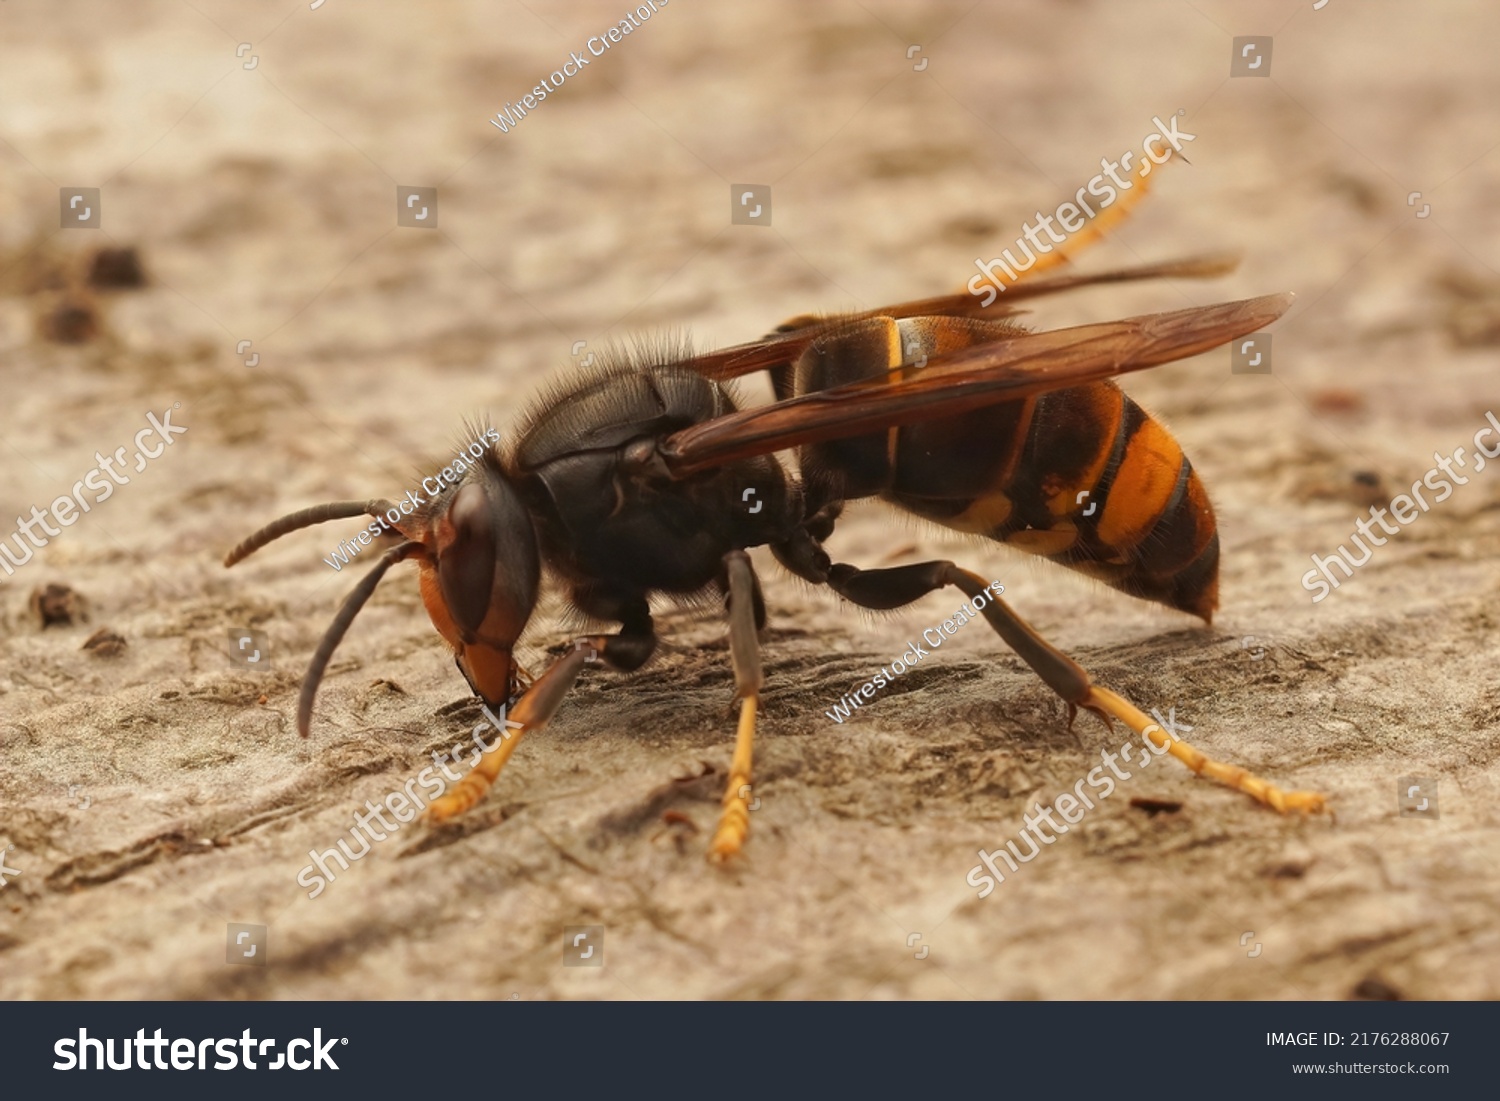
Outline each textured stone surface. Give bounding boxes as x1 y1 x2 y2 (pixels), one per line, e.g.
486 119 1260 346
1 0 1497 1000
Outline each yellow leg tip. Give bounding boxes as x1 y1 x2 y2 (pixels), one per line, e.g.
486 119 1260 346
707 807 749 863
1085 687 1329 817
424 775 488 824
707 696 758 862
706 839 741 864
1273 790 1328 815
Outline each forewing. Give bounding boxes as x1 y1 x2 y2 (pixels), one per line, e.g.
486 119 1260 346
661 292 1291 476
679 253 1242 381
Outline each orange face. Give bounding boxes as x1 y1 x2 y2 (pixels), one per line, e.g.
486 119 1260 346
415 564 511 704
418 476 540 708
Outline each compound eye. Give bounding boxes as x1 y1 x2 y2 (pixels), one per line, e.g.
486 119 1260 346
438 482 496 637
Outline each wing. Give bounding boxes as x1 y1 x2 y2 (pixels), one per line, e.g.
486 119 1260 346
683 253 1241 381
661 292 1291 476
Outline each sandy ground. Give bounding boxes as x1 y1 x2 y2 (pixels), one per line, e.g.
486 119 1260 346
2 0 1498 1001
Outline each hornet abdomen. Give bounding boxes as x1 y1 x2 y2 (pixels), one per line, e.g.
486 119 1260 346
787 316 1220 620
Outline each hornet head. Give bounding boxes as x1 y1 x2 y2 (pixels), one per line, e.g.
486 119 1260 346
222 430 539 734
